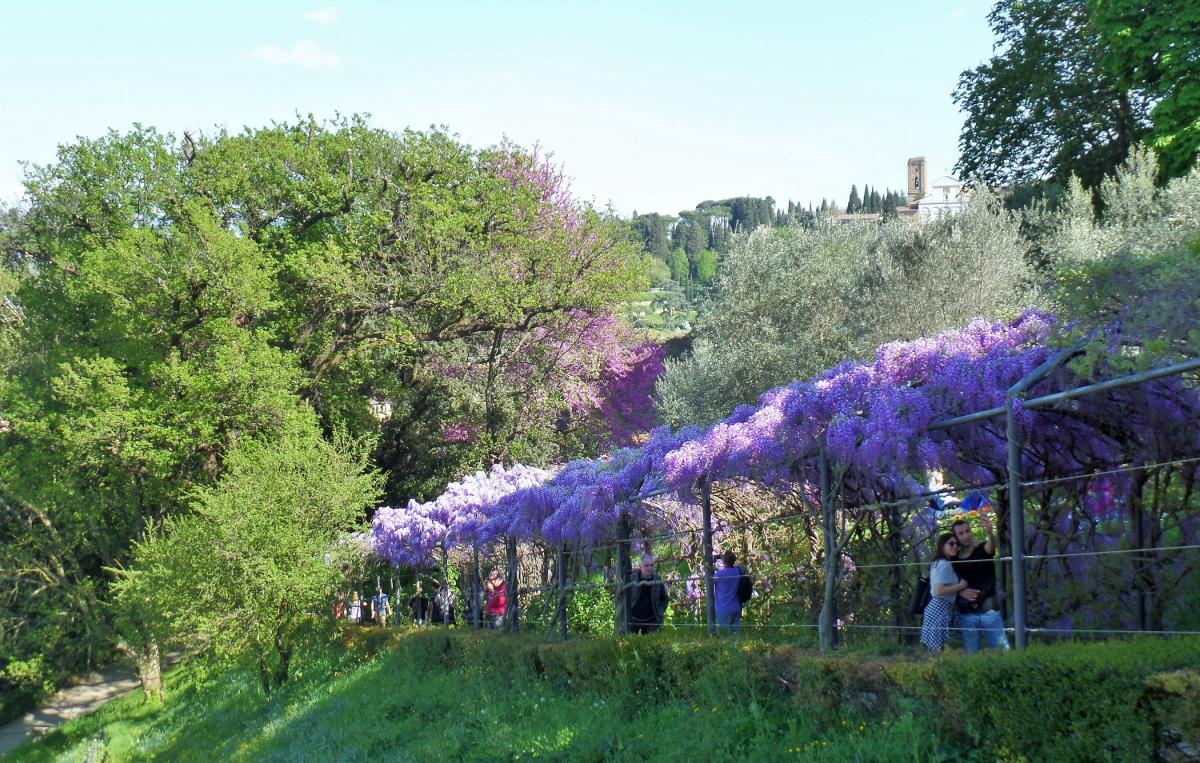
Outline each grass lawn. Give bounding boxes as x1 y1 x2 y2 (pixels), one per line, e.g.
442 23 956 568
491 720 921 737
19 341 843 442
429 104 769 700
8 629 960 762
13 629 1200 762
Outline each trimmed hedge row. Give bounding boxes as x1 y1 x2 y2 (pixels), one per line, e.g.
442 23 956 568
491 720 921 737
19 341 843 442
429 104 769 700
352 628 1200 762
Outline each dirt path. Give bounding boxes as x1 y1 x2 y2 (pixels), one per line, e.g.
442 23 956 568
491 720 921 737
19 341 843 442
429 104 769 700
0 663 139 757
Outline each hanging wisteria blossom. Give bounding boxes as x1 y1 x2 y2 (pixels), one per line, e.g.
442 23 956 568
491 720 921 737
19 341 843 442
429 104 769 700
370 463 554 567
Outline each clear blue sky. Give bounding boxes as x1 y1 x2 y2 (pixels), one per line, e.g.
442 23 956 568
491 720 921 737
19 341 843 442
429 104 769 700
0 0 994 216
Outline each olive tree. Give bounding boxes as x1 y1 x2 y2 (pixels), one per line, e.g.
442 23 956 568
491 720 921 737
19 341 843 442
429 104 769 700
655 195 1035 426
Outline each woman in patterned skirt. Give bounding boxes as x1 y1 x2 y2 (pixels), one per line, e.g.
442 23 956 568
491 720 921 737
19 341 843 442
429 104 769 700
921 532 979 652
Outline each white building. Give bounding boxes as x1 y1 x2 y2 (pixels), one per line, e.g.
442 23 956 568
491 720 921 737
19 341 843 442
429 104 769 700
915 175 969 221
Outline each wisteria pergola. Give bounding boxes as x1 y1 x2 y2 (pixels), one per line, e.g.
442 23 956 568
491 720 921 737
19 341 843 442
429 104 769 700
372 312 1200 650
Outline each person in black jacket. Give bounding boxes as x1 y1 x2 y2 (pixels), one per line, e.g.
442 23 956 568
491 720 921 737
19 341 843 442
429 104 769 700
627 554 669 634
429 580 456 627
409 581 430 626
952 494 1008 652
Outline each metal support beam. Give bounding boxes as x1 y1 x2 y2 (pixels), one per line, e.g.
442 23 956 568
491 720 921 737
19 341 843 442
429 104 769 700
930 357 1200 432
1006 397 1028 649
818 435 838 652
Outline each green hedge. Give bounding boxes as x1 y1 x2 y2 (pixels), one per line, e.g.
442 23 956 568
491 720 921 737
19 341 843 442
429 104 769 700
367 629 1200 761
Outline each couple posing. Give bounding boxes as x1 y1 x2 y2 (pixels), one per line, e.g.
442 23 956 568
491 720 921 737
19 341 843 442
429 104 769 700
921 496 1009 654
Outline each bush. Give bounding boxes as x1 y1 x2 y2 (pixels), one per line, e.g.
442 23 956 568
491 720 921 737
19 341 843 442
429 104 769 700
566 572 616 636
386 631 1200 761
1142 670 1200 761
891 639 1200 761
0 656 57 724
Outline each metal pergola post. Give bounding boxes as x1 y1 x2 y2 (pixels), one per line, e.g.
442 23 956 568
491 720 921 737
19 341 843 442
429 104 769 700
1006 396 1028 649
818 434 838 652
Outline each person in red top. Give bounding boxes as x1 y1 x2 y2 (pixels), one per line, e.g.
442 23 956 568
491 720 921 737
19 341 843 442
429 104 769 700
484 568 507 629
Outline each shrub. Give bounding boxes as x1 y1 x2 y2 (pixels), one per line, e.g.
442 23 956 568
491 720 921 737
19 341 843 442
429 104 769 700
887 638 1200 761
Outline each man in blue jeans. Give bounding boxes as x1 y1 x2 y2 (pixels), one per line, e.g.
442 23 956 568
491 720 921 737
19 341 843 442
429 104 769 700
713 551 744 633
952 495 1009 652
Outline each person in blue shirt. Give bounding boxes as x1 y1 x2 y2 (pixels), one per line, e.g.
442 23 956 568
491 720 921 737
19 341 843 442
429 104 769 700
373 587 390 627
713 551 746 633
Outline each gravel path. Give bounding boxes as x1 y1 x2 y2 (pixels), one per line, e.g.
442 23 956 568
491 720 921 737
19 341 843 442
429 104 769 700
0 651 185 759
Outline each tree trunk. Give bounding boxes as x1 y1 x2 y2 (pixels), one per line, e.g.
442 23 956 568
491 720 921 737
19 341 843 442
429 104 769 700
274 643 292 690
615 511 631 635
119 640 163 701
504 536 520 634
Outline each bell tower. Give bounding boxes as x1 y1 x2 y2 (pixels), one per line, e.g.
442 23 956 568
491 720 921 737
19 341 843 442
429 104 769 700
907 157 927 205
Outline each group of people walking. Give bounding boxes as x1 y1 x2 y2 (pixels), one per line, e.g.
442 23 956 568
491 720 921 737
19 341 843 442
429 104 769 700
920 493 1010 654
333 587 395 626
625 551 753 634
334 569 512 629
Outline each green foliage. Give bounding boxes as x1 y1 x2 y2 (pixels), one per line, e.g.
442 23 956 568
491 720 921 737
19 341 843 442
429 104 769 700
641 253 672 286
0 655 56 724
1091 0 1200 181
565 573 616 636
1 116 645 700
695 249 718 284
667 247 690 285
913 639 1200 761
113 427 382 695
656 195 1034 426
1035 147 1200 368
846 185 862 214
0 205 23 379
1 152 303 711
1143 670 1200 748
629 212 671 260
954 0 1151 188
11 632 1199 762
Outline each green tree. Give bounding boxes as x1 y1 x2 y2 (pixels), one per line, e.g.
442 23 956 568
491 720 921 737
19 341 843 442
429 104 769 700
1033 147 1200 369
847 185 862 214
1 144 302 698
1091 0 1200 181
686 215 708 259
115 426 381 696
668 247 690 285
10 118 643 500
630 213 671 259
696 249 718 284
0 205 22 380
1 117 644 700
954 0 1152 189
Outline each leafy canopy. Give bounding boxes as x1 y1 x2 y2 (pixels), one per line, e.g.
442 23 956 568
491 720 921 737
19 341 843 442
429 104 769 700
953 0 1151 188
114 425 382 695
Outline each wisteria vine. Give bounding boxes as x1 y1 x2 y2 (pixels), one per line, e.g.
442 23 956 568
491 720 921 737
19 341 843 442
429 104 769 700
372 311 1200 582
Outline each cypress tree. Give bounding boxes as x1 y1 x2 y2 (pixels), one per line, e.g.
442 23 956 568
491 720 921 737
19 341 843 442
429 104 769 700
847 185 861 214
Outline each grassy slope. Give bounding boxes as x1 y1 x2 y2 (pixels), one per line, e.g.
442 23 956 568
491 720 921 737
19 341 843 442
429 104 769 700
11 629 1199 762
9 631 957 763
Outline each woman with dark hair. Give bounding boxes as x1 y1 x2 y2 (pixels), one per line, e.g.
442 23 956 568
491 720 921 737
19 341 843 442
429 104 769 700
920 532 978 653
